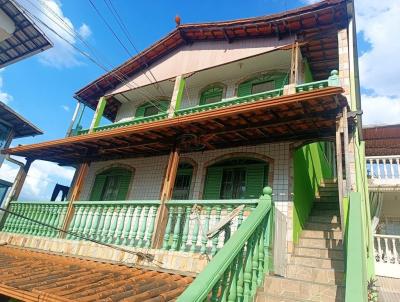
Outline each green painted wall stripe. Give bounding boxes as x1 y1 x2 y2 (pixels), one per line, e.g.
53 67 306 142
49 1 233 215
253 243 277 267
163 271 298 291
90 97 107 130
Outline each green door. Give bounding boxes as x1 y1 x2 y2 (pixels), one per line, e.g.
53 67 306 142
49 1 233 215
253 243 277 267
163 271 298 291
90 168 133 201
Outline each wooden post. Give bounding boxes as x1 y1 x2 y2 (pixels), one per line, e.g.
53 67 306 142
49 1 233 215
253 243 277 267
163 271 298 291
89 97 107 132
151 146 180 248
61 163 90 234
336 115 345 231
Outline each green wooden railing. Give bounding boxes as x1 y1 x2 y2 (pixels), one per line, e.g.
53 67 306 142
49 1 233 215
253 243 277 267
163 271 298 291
76 112 168 136
1 201 67 237
163 199 259 255
175 89 283 117
344 192 368 301
177 187 273 302
66 200 160 247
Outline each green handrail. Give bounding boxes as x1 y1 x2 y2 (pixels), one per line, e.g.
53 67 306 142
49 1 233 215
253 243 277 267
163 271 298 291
177 187 273 302
344 192 368 301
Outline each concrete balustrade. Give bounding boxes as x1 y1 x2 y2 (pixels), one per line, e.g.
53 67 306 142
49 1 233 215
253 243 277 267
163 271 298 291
374 234 400 278
366 156 400 186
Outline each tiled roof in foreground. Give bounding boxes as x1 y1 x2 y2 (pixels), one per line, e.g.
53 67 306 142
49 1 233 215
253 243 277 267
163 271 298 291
0 245 193 302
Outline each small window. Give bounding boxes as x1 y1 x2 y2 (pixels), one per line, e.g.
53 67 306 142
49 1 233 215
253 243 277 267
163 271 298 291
251 80 275 94
144 105 159 117
220 168 246 199
200 86 223 105
101 175 121 201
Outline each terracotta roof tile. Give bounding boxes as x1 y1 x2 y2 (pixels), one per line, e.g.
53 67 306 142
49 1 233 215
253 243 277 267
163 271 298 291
0 246 192 302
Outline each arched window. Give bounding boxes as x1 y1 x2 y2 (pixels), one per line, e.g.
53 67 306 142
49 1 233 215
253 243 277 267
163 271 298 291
172 163 194 200
199 85 224 105
135 100 169 118
203 158 268 199
237 73 287 97
90 167 133 201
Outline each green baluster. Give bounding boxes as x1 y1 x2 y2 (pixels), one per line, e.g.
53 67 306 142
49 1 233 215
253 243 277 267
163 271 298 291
42 205 53 236
257 223 265 286
8 204 19 233
190 208 200 252
14 203 25 233
251 232 259 295
77 206 89 239
107 205 121 244
101 206 113 242
237 207 244 227
122 206 134 245
211 206 222 256
57 205 68 236
28 204 39 235
137 205 149 247
200 206 212 254
162 207 174 250
210 278 221 302
243 238 254 301
144 206 157 248
68 205 83 239
129 206 141 247
89 206 102 240
115 205 128 245
46 205 57 237
179 206 191 252
83 206 95 238
220 262 233 302
171 206 183 251
95 205 107 240
34 205 46 236
2 204 12 232
264 207 273 274
15 204 26 233
236 248 244 301
224 206 233 245
227 256 239 302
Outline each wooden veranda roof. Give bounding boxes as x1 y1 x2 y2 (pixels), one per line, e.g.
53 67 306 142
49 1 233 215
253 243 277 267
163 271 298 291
3 87 347 165
74 0 348 120
363 124 400 156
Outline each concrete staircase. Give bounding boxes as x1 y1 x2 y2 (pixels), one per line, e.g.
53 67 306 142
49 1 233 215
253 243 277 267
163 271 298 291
257 182 345 302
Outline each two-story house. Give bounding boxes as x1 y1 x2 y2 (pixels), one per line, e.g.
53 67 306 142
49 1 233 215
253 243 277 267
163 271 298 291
0 1 374 301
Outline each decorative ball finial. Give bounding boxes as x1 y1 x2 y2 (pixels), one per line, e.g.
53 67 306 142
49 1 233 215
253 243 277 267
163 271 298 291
175 15 181 27
263 186 272 196
331 70 338 76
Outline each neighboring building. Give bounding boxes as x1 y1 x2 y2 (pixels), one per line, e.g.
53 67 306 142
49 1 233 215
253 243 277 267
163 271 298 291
364 124 400 279
0 1 373 301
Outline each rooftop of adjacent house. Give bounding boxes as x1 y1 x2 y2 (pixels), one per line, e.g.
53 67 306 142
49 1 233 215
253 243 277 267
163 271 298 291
0 245 193 302
0 0 52 68
0 101 42 138
75 0 349 120
363 124 400 156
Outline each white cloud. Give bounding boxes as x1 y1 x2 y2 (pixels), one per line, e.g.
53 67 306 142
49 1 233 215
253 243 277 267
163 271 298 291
0 160 75 201
362 94 400 126
61 105 70 111
78 23 92 39
0 69 12 105
301 0 321 4
18 0 92 68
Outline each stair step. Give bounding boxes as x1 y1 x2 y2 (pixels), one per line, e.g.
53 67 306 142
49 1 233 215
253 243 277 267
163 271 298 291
286 264 344 285
305 222 341 231
298 238 343 250
301 230 342 240
291 255 345 270
320 179 338 185
256 292 309 302
310 209 340 216
318 189 339 196
308 215 340 224
294 247 344 260
312 202 339 210
260 276 344 302
315 196 338 203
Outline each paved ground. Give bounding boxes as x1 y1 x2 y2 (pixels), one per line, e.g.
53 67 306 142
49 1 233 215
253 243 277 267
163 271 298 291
0 245 193 302
377 276 400 302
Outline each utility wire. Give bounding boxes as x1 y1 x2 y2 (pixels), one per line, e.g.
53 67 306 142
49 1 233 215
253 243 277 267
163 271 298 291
17 0 164 112
0 206 162 266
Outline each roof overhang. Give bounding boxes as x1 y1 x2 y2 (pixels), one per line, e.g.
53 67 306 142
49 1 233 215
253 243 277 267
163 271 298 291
363 124 400 156
0 101 42 138
4 87 347 165
0 0 52 68
74 0 347 120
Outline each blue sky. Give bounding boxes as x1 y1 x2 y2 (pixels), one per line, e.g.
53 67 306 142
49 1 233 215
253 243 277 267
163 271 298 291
0 0 399 200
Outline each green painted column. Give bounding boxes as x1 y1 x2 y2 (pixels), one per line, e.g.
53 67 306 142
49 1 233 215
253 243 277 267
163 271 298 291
89 97 107 132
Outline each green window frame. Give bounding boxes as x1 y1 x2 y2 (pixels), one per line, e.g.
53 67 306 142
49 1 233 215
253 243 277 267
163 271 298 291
135 100 170 118
237 73 287 97
172 164 194 200
199 86 224 105
203 159 268 200
90 167 133 201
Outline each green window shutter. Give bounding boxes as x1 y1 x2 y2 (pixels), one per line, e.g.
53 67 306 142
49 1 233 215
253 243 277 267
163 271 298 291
135 104 147 118
90 175 107 201
245 164 267 199
203 167 223 199
116 171 132 200
237 80 253 97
